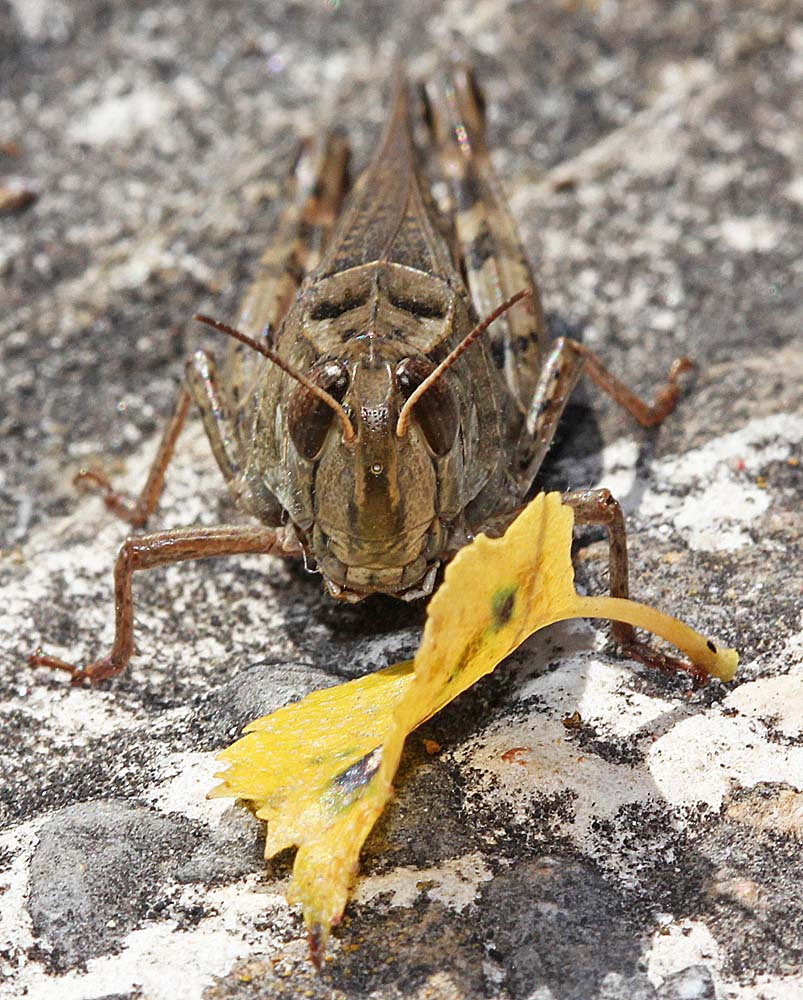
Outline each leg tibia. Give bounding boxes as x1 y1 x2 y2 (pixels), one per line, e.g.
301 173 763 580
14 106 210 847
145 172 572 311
562 488 633 647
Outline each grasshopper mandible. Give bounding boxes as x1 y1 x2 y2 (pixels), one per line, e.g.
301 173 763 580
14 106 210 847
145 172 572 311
31 65 692 684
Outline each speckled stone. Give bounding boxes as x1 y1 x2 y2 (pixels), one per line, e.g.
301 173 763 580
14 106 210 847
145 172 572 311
1 1 801 999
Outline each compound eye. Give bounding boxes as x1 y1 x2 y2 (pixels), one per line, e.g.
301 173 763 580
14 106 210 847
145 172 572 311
396 357 458 457
288 360 350 460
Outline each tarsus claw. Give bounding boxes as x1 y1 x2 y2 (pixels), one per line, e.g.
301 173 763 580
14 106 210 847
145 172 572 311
622 639 709 688
28 649 119 685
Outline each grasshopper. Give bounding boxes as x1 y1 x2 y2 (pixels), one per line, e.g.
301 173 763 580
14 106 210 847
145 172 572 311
31 65 692 684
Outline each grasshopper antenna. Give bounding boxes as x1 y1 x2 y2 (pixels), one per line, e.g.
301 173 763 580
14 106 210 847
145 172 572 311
193 314 356 443
396 288 532 438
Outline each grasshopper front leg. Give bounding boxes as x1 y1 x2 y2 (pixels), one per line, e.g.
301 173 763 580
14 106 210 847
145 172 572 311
29 524 298 683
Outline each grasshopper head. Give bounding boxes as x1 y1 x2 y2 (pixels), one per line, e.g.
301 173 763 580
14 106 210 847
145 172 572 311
288 354 459 600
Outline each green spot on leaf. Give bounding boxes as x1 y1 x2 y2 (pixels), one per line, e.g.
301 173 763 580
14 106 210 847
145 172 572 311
491 584 517 630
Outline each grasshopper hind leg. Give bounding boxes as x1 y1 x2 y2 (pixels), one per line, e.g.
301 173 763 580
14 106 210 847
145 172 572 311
421 64 548 416
235 130 353 343
210 129 351 490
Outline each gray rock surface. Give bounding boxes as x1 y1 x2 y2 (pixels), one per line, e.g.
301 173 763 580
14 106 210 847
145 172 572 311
29 800 202 972
1 1 802 998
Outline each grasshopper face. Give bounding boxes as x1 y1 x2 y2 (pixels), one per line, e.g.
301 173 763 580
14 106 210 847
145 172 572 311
299 353 457 600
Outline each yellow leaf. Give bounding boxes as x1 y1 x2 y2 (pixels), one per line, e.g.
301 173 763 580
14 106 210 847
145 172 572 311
210 661 412 941
211 492 737 964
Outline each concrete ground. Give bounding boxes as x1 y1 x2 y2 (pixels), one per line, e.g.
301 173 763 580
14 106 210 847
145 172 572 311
1 1 801 998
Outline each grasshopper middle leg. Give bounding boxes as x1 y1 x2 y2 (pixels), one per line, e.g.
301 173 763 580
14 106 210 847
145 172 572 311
75 385 194 527
515 340 693 491
74 346 250 527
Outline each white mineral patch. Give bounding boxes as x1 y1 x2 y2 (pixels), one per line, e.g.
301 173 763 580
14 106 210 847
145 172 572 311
8 0 72 42
575 660 677 736
648 712 803 811
697 160 747 194
0 685 143 749
12 881 287 1000
0 822 41 979
620 413 803 550
668 477 769 551
3 414 285 699
454 702 659 844
353 853 493 912
106 235 174 291
141 420 228 522
68 86 177 147
173 74 208 110
565 407 803 552
675 647 803 789
428 0 518 46
538 227 598 263
547 436 641 502
624 120 687 176
645 919 722 989
141 750 230 822
513 653 674 740
654 413 802 480
719 976 803 1000
457 619 803 853
105 235 216 292
785 176 803 206
0 760 290 1000
718 215 783 254
727 674 803 741
517 64 721 204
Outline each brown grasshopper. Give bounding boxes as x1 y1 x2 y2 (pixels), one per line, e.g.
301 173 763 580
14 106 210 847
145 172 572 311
31 65 693 684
